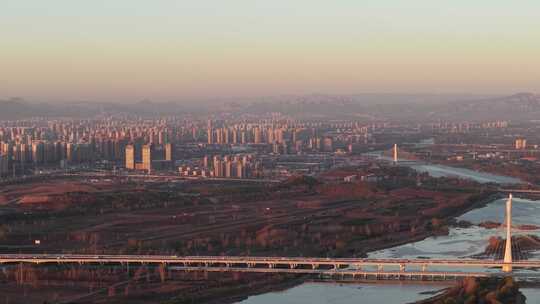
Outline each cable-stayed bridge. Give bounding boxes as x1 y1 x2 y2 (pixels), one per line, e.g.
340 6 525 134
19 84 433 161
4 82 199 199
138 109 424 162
0 254 533 281
0 195 535 281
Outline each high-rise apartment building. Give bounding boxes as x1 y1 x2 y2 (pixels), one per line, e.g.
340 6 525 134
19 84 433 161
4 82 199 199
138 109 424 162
213 156 222 177
236 161 244 178
142 144 152 172
515 138 527 150
254 127 262 144
165 143 174 162
66 143 75 163
224 159 232 177
31 142 45 164
0 154 9 177
125 144 135 169
207 128 214 144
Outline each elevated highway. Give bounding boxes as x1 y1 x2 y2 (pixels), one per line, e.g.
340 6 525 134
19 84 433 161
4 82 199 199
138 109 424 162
0 254 521 281
1 254 539 271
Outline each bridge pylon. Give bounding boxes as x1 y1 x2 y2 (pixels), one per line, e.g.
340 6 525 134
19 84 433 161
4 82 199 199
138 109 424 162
503 193 513 273
393 144 398 164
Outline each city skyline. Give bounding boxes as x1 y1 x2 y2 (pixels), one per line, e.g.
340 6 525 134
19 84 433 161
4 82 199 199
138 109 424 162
2 0 540 102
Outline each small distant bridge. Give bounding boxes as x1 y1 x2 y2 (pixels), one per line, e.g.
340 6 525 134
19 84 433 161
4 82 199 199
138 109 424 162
380 144 419 163
499 189 540 194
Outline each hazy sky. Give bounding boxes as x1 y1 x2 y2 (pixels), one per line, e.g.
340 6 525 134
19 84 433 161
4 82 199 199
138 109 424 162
1 0 539 102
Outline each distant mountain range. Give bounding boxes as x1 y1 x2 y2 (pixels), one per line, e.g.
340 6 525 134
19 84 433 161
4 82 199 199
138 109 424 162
432 92 540 121
1 93 539 121
0 99 203 120
228 93 540 121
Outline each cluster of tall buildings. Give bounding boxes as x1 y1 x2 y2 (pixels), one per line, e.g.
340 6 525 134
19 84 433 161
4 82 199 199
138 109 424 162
0 116 381 179
0 139 95 176
205 120 365 155
0 120 182 177
202 154 259 178
431 120 510 132
207 121 291 145
125 143 174 172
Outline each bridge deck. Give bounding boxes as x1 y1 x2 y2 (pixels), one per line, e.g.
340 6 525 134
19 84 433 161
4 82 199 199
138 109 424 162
2 254 537 281
1 254 537 268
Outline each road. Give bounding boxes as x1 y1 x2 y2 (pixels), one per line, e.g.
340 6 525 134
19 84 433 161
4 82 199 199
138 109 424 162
1 254 539 269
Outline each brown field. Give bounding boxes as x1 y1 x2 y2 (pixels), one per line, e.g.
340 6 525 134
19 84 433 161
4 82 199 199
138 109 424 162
0 169 493 303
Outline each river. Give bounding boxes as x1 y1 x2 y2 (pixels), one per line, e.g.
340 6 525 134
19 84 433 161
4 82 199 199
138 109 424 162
367 151 523 184
238 196 540 303
238 282 449 304
410 163 522 184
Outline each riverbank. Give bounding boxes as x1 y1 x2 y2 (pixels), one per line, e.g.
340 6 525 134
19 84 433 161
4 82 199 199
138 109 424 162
429 159 532 185
0 169 503 304
415 277 526 304
364 191 501 257
221 191 501 304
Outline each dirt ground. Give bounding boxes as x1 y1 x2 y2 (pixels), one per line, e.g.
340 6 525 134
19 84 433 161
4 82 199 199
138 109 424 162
0 171 488 303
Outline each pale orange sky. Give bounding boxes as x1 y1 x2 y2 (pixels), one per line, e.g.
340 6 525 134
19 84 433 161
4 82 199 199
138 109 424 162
1 0 539 102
